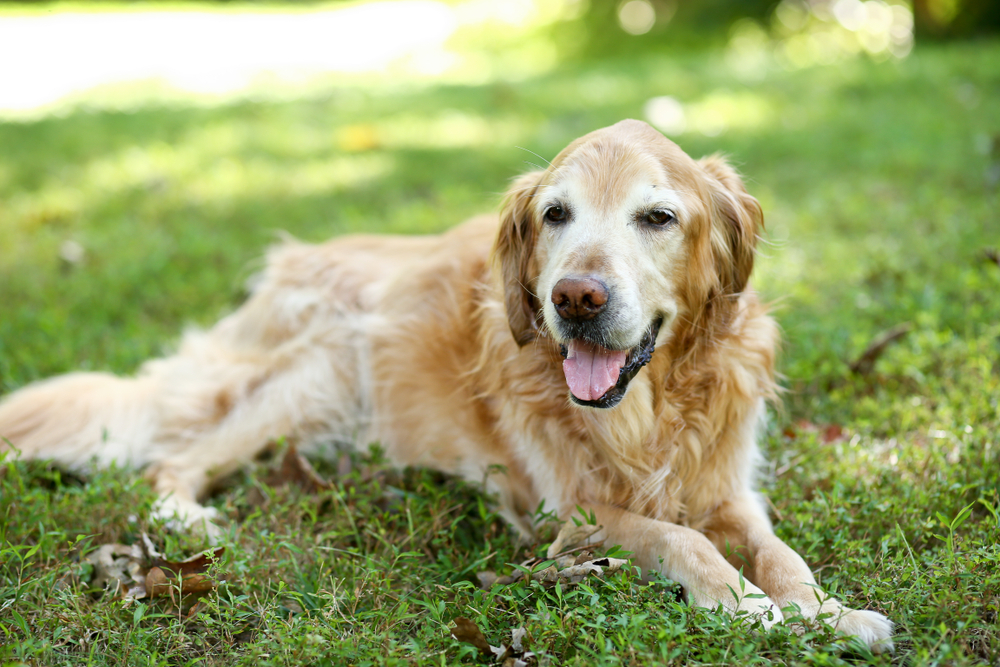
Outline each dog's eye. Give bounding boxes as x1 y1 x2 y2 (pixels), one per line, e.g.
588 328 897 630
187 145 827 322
544 206 567 223
646 209 676 226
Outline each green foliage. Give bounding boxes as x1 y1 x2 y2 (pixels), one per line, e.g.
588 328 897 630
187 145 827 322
1 33 999 666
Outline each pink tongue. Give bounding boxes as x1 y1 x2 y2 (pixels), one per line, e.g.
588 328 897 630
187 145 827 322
562 340 628 402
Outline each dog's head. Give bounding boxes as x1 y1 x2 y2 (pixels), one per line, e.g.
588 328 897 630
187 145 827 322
494 119 763 408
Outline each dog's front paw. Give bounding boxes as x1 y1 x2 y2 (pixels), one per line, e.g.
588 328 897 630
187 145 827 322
153 496 223 543
785 598 894 653
829 608 894 654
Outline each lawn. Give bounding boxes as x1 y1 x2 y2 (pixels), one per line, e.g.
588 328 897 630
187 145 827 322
1 14 999 666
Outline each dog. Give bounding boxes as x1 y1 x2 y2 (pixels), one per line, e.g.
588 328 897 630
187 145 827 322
0 119 892 651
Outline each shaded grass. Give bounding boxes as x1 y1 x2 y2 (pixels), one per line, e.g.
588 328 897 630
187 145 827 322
2 38 999 665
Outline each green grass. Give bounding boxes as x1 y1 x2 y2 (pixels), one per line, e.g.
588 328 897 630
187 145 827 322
2 34 999 666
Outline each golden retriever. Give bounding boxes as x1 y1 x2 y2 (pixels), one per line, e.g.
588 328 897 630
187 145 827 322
0 119 892 651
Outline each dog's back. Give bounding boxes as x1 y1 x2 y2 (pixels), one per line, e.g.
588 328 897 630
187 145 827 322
0 226 468 515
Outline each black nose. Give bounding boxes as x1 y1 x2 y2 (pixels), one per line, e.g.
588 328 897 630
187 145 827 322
551 277 609 321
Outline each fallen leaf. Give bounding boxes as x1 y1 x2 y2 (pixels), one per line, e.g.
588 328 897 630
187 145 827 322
496 627 536 666
145 565 216 598
450 617 493 655
482 555 629 589
502 658 536 667
140 532 164 560
152 545 226 578
87 544 141 592
590 557 628 576
821 424 845 443
477 571 499 589
546 521 602 559
510 627 528 653
141 545 225 599
267 444 332 493
84 534 225 606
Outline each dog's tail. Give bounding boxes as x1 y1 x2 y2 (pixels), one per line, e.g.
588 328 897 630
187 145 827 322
0 371 160 471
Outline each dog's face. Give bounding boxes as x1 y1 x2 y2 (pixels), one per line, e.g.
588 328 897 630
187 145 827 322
495 120 762 408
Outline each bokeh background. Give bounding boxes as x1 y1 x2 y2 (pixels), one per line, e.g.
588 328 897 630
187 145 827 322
1 1 999 665
0 0 996 386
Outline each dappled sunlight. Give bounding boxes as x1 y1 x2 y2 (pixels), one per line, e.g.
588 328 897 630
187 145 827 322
725 0 913 81
644 90 775 137
181 153 395 203
1 102 532 237
5 139 395 231
337 111 528 151
0 0 580 116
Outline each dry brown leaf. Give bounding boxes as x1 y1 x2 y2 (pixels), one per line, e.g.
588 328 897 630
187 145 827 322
476 571 499 589
479 555 628 590
267 444 331 493
144 566 217 598
496 627 535 666
449 618 536 665
590 557 627 576
821 424 845 444
546 521 602 559
84 534 225 605
502 658 534 667
144 566 169 596
143 545 225 599
152 545 226 577
450 617 493 654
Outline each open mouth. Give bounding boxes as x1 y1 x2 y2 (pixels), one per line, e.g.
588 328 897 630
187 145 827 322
559 318 662 409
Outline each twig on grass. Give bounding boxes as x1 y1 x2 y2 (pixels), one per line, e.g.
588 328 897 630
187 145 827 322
849 322 913 377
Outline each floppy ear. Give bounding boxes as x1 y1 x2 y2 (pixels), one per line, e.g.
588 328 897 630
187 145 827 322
699 155 763 296
493 170 546 346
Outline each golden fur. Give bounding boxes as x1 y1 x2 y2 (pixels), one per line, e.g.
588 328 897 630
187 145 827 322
0 120 891 650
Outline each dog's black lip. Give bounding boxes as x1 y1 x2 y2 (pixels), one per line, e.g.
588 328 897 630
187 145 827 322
563 318 663 409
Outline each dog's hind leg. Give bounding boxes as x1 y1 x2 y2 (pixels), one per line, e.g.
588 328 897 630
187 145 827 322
1 238 375 536
144 327 368 534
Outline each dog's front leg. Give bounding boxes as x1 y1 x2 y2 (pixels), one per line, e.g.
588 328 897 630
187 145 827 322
145 462 223 541
580 504 783 628
703 498 894 652
144 410 299 540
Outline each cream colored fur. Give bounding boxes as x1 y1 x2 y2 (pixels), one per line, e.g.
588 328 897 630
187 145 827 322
0 120 891 651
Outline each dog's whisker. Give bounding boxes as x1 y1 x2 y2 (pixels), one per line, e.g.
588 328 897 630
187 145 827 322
515 145 553 167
